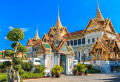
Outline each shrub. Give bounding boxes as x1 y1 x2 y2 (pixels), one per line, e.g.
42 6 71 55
20 72 43 79
19 69 25 75
21 62 34 72
75 63 86 73
0 63 6 73
72 68 77 75
85 64 94 70
0 74 7 81
88 69 101 73
52 65 63 74
34 65 45 76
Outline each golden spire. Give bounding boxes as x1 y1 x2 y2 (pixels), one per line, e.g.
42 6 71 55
94 0 104 21
33 26 40 40
97 0 99 11
57 5 60 21
54 5 62 30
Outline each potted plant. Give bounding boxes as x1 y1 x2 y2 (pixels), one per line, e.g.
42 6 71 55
52 65 63 78
75 63 86 75
72 68 77 75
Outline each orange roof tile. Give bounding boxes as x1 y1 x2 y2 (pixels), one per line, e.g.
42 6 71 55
70 30 84 36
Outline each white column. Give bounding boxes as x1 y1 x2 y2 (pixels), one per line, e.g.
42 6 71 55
57 53 60 65
66 55 69 75
45 55 47 67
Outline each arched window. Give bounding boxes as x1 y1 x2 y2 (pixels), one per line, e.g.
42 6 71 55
74 40 77 45
82 38 85 44
92 38 95 42
78 39 81 44
70 40 73 46
67 41 69 46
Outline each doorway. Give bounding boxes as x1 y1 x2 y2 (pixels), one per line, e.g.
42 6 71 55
60 55 66 74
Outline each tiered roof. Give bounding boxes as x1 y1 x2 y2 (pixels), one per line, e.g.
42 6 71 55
90 32 120 54
67 0 116 40
27 6 75 56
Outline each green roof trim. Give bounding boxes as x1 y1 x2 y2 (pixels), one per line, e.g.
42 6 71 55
71 52 74 54
46 50 53 52
69 47 73 51
43 44 50 48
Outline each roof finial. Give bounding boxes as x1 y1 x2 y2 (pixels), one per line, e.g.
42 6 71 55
97 0 99 11
33 24 40 40
94 0 104 21
58 4 60 21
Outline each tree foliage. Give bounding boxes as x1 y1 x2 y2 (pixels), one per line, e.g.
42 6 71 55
13 57 22 65
4 49 14 57
13 65 21 71
7 28 24 41
17 46 27 52
2 61 11 68
11 42 22 49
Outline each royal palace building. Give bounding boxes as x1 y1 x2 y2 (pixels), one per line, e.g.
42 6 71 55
26 1 120 73
26 8 75 75
66 1 120 62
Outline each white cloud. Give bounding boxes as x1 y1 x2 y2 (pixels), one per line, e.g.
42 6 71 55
4 37 7 40
8 26 28 32
20 28 29 32
9 26 14 30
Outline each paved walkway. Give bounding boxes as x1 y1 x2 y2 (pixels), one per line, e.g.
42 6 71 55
24 73 120 82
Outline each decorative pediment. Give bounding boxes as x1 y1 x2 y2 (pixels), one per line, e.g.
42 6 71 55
42 33 50 42
60 43 68 52
105 20 116 33
48 27 55 35
84 19 99 32
37 46 44 54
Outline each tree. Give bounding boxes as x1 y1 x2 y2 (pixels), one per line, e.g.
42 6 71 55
4 28 27 82
2 61 11 82
17 46 27 58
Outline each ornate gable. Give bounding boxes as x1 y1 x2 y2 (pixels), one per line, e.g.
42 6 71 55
42 33 50 42
60 43 68 52
105 20 116 33
84 19 99 32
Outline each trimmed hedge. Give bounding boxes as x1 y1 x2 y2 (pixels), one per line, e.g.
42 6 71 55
0 72 45 81
20 72 44 79
0 74 7 82
88 69 101 73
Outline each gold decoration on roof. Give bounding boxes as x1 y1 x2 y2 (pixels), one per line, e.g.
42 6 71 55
102 31 109 41
54 6 62 30
94 0 104 21
33 28 40 40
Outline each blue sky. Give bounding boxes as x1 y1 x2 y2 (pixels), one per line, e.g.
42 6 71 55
0 0 120 50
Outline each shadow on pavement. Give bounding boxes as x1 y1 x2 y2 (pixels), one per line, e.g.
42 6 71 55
97 75 120 82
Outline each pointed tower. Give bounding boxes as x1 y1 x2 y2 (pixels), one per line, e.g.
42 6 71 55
33 28 40 40
54 6 62 30
94 0 104 21
53 6 63 42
